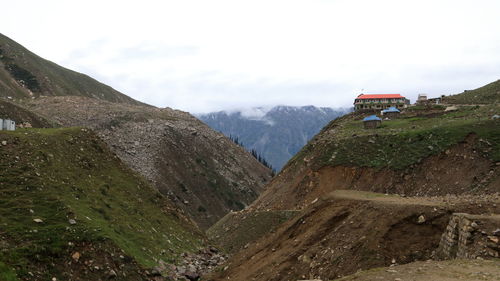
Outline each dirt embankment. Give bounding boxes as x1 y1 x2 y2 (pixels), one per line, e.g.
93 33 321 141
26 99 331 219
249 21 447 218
336 259 500 281
207 190 500 281
253 134 499 211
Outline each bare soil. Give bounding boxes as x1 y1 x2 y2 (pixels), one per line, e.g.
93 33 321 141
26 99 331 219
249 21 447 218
336 259 500 281
207 190 500 281
253 134 499 211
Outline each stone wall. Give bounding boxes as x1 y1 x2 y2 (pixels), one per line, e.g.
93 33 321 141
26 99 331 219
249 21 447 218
436 213 500 259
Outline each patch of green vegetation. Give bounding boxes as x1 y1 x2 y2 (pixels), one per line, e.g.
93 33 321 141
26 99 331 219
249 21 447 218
0 262 20 281
289 105 500 171
4 63 41 93
320 120 499 170
0 127 203 279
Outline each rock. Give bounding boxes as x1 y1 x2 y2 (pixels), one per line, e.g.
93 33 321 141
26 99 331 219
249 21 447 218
150 267 162 276
33 218 43 223
71 252 81 262
417 215 426 224
185 271 200 281
177 265 186 275
108 269 117 278
68 219 77 225
487 236 499 243
1 140 7 146
492 229 500 236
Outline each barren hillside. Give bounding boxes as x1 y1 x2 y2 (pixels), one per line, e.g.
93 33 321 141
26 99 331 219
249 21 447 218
208 190 500 281
19 96 272 229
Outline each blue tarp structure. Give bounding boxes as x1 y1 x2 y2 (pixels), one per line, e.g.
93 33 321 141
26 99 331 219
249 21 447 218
382 107 400 114
363 115 382 121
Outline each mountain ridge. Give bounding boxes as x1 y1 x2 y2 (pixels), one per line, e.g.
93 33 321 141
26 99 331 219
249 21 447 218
0 34 273 230
199 105 349 170
0 33 145 105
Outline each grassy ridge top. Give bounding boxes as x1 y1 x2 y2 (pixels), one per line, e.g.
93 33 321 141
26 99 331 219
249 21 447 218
444 79 500 104
288 104 500 171
0 128 203 280
0 33 144 105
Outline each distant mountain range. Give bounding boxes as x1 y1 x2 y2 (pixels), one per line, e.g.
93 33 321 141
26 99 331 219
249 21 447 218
198 105 350 171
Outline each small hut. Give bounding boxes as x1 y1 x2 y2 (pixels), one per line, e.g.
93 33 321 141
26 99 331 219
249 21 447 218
381 106 400 119
363 115 382 129
0 119 16 131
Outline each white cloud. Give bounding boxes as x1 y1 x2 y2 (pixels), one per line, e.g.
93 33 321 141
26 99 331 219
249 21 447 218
1 0 500 113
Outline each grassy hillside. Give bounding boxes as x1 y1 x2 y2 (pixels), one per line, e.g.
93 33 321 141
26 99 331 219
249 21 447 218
290 104 500 171
444 79 500 104
0 128 204 280
0 33 144 105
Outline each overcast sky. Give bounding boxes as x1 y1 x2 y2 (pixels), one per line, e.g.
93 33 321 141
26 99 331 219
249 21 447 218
2 0 500 113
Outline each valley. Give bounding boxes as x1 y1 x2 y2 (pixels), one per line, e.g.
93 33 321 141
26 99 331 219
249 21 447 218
1 31 499 281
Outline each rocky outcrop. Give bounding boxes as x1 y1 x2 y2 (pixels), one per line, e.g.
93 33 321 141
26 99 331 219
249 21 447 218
437 213 500 259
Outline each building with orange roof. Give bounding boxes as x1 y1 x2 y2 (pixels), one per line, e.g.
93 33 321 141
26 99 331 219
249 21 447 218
354 94 410 111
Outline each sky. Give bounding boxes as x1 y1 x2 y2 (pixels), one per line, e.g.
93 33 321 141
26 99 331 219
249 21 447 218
2 0 500 113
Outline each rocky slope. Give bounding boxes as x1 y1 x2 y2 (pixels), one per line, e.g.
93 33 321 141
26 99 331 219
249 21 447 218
199 106 349 170
0 33 142 105
0 127 204 281
19 96 272 229
0 34 273 229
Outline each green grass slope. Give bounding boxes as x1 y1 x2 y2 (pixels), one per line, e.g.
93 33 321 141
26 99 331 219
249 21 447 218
0 128 203 280
0 33 144 105
444 79 500 104
289 104 500 171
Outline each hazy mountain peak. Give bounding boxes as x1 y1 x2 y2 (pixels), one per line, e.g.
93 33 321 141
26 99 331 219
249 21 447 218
199 105 350 170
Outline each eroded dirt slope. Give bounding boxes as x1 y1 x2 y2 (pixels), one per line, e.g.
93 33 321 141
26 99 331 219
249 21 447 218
208 190 500 281
253 133 500 211
336 259 500 281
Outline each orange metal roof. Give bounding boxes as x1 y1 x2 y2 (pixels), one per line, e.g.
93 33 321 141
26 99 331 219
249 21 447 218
356 94 405 99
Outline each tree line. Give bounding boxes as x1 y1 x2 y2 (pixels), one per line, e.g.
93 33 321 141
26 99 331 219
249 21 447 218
229 134 276 175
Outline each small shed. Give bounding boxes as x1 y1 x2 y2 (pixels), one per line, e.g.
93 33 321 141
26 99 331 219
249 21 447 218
381 107 401 118
363 115 382 129
0 119 16 131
